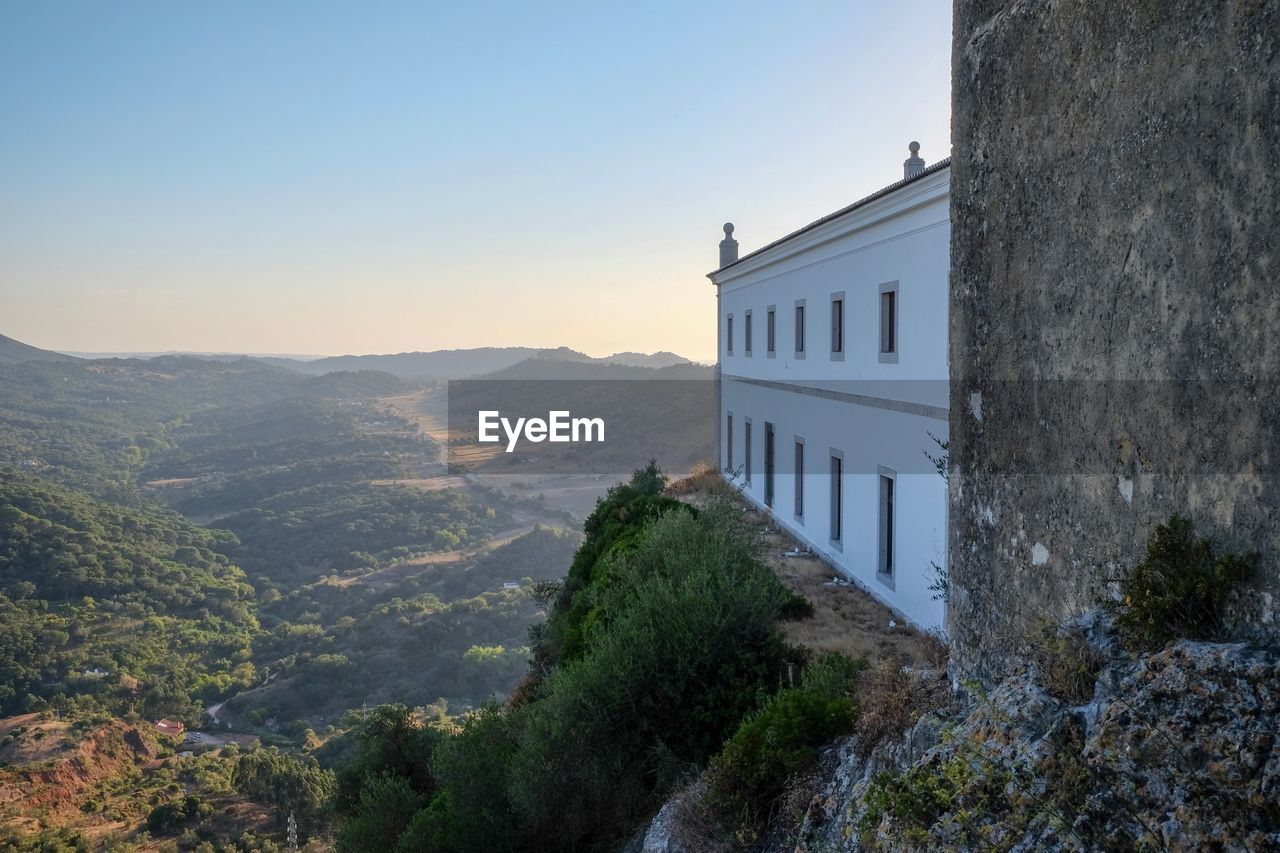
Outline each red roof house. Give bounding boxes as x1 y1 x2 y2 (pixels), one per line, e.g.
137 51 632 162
155 718 185 737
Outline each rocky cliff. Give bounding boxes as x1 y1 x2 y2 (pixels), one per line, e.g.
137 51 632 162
792 613 1279 851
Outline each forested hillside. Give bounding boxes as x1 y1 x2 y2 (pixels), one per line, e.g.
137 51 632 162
0 472 258 721
0 355 585 849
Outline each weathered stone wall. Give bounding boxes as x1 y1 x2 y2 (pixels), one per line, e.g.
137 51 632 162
948 0 1280 677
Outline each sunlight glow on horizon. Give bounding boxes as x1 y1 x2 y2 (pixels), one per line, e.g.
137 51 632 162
0 1 952 361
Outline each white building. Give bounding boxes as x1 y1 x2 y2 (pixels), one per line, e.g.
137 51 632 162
709 144 950 631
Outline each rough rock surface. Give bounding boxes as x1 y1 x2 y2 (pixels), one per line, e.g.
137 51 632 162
789 617 1280 851
948 0 1280 679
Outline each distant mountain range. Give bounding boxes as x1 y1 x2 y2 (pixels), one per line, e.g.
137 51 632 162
0 333 79 364
6 332 702 380
272 346 700 379
477 354 710 380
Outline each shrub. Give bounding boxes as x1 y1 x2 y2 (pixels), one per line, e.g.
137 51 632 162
146 795 211 834
397 706 520 853
232 746 335 832
1027 623 1104 704
705 654 863 843
335 773 423 853
335 466 801 853
778 590 816 621
853 657 950 760
798 651 865 697
541 463 688 664
332 704 439 815
855 658 911 757
1110 515 1257 650
859 755 1010 847
506 497 795 851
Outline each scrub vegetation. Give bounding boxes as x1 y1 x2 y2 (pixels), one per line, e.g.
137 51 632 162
329 464 851 852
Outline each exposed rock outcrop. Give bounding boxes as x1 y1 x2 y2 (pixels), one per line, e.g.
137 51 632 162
793 615 1280 851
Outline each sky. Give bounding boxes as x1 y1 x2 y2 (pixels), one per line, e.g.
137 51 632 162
0 1 952 363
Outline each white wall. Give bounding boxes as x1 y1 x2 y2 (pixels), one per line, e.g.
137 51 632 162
712 166 950 631
717 168 949 389
722 378 947 630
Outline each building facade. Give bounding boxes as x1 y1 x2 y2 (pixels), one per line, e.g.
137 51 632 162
710 148 950 630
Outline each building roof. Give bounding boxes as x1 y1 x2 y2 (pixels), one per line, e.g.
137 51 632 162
710 156 952 278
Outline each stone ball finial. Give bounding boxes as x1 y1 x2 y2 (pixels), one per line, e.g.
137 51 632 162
723 222 735 237
909 141 921 155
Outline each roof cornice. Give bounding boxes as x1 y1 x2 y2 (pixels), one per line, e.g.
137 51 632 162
708 158 952 285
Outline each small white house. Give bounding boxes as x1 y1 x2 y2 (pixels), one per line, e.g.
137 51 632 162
709 144 950 631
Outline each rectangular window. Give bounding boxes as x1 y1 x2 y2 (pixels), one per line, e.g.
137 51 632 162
879 282 899 363
829 452 843 545
794 439 804 520
744 419 752 484
726 315 733 354
794 304 806 355
878 472 896 576
766 306 776 355
726 413 733 471
745 310 753 355
764 422 775 507
880 292 896 353
831 296 844 355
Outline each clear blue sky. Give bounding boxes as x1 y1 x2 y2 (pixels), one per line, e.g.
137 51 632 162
0 1 952 361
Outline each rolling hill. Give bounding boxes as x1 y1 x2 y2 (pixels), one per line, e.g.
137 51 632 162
279 346 699 380
0 333 78 365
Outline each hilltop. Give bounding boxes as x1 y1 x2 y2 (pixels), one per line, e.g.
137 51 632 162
0 333 78 365
268 346 700 380
34 345 701 380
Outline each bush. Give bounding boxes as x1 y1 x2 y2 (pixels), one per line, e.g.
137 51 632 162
541 463 688 664
397 706 520 853
146 795 211 835
1110 515 1257 650
334 465 801 853
333 704 439 814
1027 623 1104 704
232 746 335 833
506 500 796 850
705 654 864 843
859 755 1010 847
854 657 948 759
335 773 423 853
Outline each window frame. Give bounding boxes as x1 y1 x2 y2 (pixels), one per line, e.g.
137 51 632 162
726 412 734 472
829 291 845 361
794 299 806 359
829 448 844 549
766 305 776 358
878 281 899 363
744 309 754 357
794 436 805 521
877 465 897 588
763 421 775 506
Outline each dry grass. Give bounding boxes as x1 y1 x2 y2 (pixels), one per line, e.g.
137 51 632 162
1026 622 1104 704
666 462 727 497
854 657 950 758
369 475 468 491
663 778 735 853
672 475 936 668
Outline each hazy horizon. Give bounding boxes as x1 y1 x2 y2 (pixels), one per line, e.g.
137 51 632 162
54 343 712 362
1 1 951 362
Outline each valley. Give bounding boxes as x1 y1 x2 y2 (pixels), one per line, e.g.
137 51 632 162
0 344 655 849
